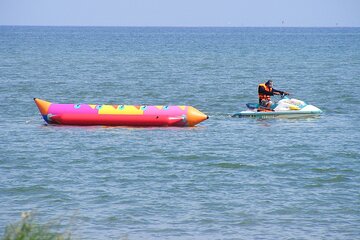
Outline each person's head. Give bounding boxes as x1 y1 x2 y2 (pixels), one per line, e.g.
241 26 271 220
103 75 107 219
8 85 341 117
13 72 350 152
265 80 273 88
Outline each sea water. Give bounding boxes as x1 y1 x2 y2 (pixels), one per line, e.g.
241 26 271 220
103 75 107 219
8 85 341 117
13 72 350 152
0 26 359 239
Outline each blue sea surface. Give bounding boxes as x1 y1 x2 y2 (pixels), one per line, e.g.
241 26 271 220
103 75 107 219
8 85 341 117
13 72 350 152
0 26 359 239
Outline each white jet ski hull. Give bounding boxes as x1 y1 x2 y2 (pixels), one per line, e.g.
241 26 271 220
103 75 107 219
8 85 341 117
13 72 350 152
232 102 322 118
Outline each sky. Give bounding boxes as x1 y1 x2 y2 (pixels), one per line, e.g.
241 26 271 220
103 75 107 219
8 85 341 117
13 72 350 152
0 0 359 27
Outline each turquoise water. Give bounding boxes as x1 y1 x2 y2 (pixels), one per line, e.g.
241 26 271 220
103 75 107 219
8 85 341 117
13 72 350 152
1 26 360 239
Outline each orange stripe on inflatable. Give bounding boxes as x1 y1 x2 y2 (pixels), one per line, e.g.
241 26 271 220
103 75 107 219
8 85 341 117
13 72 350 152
34 98 51 115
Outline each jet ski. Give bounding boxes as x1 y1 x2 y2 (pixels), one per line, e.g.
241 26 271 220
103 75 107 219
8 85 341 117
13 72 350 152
232 96 322 118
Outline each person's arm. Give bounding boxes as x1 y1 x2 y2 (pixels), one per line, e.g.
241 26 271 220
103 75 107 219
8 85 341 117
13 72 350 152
273 88 289 95
258 85 274 96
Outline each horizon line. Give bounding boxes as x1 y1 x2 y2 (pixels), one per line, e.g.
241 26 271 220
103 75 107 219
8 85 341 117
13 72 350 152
1 24 359 28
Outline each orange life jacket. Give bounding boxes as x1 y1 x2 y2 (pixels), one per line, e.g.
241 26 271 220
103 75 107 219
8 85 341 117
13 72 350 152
258 83 272 101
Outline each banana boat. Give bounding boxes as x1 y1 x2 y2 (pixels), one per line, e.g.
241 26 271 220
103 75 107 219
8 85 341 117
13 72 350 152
34 98 208 127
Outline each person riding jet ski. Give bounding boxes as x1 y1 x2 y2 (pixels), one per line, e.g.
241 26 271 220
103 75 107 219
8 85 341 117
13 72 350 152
258 80 289 110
